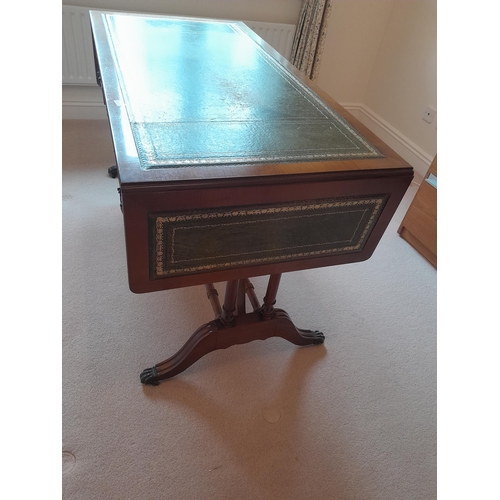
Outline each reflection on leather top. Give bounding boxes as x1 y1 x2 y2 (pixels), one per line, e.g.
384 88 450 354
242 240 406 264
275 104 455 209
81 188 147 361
104 14 383 168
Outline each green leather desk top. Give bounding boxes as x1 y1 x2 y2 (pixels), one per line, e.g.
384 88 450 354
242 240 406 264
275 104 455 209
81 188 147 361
101 13 383 169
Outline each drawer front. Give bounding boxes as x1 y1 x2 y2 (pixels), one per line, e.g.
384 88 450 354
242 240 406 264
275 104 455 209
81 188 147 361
149 195 388 279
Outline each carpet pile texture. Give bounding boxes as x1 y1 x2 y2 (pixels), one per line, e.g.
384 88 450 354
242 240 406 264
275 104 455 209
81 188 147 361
62 120 436 500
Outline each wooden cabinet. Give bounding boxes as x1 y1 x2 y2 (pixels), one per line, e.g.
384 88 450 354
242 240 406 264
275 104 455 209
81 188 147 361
398 156 437 268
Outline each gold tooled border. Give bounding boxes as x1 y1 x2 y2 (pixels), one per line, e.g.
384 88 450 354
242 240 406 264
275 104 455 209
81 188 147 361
153 197 386 277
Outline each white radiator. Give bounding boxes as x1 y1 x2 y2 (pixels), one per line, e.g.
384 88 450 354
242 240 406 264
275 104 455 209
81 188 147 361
243 21 296 61
62 5 296 85
62 5 98 85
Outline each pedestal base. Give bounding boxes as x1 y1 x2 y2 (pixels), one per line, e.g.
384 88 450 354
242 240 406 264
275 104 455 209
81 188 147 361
140 276 324 385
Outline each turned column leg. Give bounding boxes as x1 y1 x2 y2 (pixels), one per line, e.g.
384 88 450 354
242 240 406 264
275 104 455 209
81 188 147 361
205 283 221 319
244 279 261 311
262 274 282 318
220 280 238 325
236 279 246 315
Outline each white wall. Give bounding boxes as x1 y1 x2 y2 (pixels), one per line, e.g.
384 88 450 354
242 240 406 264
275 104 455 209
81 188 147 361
317 0 395 104
317 0 437 177
363 0 437 160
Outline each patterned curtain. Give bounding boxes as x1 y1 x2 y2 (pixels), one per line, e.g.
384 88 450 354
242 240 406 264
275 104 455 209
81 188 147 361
290 0 333 81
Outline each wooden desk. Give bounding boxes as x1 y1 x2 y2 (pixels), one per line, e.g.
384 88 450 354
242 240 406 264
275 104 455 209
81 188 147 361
90 11 413 384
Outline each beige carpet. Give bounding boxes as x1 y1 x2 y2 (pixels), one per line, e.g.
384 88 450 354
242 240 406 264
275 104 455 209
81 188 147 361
62 120 436 499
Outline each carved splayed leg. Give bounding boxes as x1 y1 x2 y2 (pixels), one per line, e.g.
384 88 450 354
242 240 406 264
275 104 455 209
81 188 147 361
273 309 325 345
140 320 222 385
260 274 324 344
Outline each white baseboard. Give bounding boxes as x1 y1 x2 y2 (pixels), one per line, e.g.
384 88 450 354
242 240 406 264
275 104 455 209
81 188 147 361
341 102 433 179
62 85 107 120
63 102 108 120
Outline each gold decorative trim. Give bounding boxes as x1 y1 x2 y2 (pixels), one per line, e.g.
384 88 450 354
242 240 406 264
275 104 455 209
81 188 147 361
153 197 385 277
